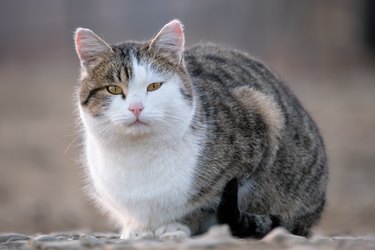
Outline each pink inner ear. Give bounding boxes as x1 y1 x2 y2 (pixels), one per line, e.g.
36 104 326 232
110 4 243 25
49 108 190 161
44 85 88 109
174 25 184 47
159 20 184 49
75 31 89 61
75 33 83 48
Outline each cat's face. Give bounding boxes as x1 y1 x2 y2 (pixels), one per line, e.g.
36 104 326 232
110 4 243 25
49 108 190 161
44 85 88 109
75 20 193 142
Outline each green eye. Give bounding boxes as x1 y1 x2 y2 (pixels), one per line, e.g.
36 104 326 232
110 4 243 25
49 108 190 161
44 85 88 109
147 82 163 92
107 85 123 95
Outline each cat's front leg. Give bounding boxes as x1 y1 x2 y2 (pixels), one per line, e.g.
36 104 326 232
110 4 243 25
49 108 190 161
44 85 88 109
154 222 191 240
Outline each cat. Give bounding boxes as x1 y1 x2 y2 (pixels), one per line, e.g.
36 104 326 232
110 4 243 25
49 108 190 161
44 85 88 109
74 19 328 240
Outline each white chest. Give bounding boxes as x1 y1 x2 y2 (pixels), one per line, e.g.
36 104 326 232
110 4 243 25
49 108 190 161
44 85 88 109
85 135 200 230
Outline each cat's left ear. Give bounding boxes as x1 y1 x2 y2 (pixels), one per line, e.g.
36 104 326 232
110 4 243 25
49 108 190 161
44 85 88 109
149 20 185 63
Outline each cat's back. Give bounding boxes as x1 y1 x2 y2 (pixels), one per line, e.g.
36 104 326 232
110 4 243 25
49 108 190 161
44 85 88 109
184 44 322 134
184 44 279 94
183 44 306 128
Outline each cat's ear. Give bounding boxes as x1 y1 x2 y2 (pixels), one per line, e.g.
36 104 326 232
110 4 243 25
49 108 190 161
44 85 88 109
74 28 112 69
149 19 185 63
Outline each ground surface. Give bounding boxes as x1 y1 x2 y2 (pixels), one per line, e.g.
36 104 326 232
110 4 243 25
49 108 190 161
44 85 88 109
1 226 375 250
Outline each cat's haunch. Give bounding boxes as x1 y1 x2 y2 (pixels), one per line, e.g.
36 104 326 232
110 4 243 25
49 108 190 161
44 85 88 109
74 19 327 240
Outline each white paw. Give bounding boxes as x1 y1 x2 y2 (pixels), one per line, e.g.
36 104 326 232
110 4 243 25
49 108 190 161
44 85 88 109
155 223 191 240
120 229 154 240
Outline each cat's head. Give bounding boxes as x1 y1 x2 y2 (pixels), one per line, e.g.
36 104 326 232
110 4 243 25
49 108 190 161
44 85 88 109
74 20 194 143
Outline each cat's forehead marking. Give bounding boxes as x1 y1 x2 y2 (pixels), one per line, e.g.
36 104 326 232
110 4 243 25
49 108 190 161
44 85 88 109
112 68 120 84
112 45 134 82
119 65 129 88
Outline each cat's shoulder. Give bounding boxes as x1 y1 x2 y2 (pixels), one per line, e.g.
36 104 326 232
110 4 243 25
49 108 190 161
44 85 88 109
184 43 268 72
185 43 249 59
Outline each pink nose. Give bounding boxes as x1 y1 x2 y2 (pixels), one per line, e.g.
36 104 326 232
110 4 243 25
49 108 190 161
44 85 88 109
128 102 144 117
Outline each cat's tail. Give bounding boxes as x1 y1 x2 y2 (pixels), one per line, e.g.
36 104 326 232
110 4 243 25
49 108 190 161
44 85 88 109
217 178 280 238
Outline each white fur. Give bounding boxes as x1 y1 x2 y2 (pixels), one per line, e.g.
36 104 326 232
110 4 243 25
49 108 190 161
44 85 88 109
79 57 201 239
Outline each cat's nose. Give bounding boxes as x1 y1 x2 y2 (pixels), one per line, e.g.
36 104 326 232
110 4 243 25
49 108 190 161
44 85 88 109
128 102 144 117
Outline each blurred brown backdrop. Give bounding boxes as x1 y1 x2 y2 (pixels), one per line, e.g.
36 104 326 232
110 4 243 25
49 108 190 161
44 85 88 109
1 0 374 235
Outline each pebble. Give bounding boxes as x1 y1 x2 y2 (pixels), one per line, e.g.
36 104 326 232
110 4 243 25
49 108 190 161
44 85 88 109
94 233 119 240
80 235 102 247
0 240 29 249
33 234 58 242
51 232 80 240
261 227 307 245
0 234 30 243
55 236 69 241
33 240 81 250
159 231 188 241
70 234 81 240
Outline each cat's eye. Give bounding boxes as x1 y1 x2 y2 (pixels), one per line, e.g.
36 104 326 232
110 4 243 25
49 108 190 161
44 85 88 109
147 82 163 92
107 85 123 95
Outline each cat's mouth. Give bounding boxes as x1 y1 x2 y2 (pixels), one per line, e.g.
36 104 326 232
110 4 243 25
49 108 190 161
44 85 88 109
122 118 151 137
129 119 147 126
111 118 149 133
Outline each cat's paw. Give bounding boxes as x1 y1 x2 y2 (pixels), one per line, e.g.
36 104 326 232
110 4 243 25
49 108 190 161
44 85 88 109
120 229 154 240
155 223 191 240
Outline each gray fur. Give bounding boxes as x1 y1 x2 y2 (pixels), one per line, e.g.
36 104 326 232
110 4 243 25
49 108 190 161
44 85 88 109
182 45 327 237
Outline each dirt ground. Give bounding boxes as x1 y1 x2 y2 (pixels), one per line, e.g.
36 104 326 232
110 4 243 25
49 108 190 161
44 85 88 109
0 0 375 239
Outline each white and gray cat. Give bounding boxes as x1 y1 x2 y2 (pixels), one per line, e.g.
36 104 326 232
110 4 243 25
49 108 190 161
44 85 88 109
74 20 328 239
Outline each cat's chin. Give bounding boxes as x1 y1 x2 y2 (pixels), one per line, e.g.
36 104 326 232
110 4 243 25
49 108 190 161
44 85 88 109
121 121 152 138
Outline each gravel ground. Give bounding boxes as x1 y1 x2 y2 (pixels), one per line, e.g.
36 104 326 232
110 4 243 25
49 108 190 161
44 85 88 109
1 226 375 250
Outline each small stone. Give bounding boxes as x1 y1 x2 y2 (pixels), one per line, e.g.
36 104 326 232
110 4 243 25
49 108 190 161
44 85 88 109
94 233 120 240
262 227 307 245
159 231 188 241
0 240 28 249
6 235 31 242
262 227 290 243
80 235 102 247
53 232 80 240
34 234 58 242
35 240 81 250
71 234 80 240
55 236 68 240
0 233 29 243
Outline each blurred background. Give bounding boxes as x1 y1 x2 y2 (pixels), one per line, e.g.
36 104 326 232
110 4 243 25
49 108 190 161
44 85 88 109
0 0 374 235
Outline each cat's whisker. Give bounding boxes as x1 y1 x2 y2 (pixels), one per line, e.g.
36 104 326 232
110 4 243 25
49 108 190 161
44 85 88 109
104 127 121 145
64 135 80 154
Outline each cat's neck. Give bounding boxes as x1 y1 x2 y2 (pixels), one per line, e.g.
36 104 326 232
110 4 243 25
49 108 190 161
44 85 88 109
84 123 204 174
